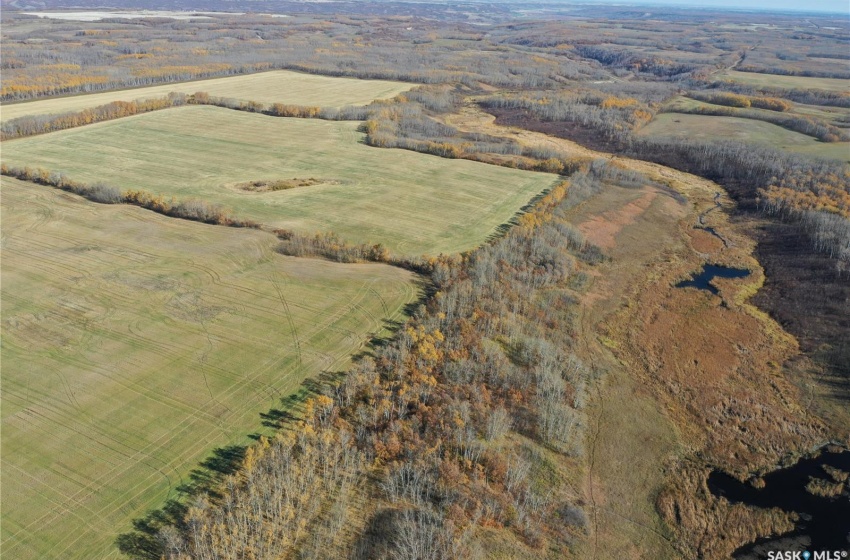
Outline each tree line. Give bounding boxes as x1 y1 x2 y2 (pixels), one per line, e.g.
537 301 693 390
620 137 850 274
0 91 373 140
0 164 259 228
686 91 793 112
115 163 627 559
689 77 850 108
1 93 188 140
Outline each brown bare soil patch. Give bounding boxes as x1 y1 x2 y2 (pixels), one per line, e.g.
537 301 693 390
577 190 657 249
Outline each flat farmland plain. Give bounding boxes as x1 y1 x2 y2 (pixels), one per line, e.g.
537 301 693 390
1 105 558 255
0 70 414 121
0 177 419 560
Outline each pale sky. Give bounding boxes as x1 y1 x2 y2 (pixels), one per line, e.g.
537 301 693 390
575 0 849 13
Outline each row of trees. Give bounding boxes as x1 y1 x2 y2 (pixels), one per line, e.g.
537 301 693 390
736 63 850 80
1 89 379 141
1 93 188 140
690 77 850 108
0 164 259 228
118 164 621 559
1 86 449 141
275 230 393 265
687 91 793 112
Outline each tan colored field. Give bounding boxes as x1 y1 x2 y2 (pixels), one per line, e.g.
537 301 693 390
0 177 419 559
0 70 413 121
715 69 850 93
1 106 558 256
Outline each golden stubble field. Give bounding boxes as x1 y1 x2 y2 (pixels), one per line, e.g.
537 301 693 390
0 69 414 121
1 105 559 256
0 177 420 560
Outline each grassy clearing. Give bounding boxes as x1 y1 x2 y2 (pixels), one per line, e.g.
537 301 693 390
665 95 850 125
715 70 850 93
791 101 850 125
563 184 690 559
0 70 413 121
1 105 558 255
638 112 850 162
0 177 419 560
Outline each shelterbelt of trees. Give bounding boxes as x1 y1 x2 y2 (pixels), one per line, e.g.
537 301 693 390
0 163 260 228
116 163 620 560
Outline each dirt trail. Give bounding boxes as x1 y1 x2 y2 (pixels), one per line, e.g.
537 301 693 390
443 105 826 558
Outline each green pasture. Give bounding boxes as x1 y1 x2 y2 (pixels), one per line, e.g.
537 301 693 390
1 105 558 256
0 177 419 559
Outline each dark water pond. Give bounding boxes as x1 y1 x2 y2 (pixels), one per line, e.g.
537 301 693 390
676 264 751 295
707 447 850 558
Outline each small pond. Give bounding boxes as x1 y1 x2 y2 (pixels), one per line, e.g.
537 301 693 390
707 447 850 558
676 264 751 295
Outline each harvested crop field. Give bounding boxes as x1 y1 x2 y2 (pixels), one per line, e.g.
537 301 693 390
0 177 419 560
0 70 414 121
1 105 558 255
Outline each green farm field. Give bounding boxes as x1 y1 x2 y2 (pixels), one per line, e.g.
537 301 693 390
638 113 850 162
1 105 558 255
0 70 413 122
0 177 419 560
715 69 850 93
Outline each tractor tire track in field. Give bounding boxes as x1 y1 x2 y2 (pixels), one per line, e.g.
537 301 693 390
270 272 303 369
5 406 178 546
2 180 421 560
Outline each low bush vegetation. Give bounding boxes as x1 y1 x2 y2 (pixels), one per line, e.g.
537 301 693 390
687 91 793 112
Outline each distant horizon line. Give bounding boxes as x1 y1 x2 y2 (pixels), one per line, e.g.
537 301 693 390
5 0 848 16
562 0 847 14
